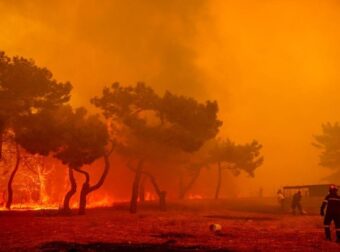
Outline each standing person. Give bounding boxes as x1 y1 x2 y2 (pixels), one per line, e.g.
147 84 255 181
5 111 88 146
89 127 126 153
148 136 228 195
291 190 303 215
259 187 263 198
277 189 285 211
320 184 340 242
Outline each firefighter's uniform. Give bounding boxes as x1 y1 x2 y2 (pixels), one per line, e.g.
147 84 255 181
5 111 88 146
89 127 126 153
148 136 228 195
320 190 340 241
291 191 303 214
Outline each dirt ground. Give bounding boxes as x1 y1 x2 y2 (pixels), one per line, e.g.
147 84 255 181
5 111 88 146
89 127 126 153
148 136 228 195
0 199 339 252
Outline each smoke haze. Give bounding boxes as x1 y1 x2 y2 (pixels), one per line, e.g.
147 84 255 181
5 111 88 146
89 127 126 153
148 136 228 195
1 0 340 196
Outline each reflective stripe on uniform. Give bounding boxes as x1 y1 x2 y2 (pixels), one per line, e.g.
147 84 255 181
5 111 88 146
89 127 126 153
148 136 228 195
323 200 328 203
328 198 340 201
324 225 330 228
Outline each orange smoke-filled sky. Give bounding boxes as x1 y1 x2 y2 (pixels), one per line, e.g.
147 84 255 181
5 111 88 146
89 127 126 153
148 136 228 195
1 0 340 195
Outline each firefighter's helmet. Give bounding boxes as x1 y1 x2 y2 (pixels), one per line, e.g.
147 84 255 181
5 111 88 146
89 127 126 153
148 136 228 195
329 184 338 194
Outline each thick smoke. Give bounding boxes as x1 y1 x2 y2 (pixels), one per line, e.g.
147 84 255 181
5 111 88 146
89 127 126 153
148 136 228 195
0 0 213 102
1 0 340 197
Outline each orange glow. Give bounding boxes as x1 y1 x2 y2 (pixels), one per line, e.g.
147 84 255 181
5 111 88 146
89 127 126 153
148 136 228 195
86 193 116 208
187 194 203 200
144 192 156 201
0 194 128 211
1 2 340 251
0 203 58 211
1 0 340 198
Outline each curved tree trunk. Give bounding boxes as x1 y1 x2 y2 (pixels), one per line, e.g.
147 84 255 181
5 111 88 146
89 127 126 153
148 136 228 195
159 191 167 211
214 162 222 200
130 159 144 214
139 176 146 203
78 155 110 215
145 172 167 211
6 144 20 210
63 167 77 213
73 167 90 215
79 179 89 215
179 168 201 199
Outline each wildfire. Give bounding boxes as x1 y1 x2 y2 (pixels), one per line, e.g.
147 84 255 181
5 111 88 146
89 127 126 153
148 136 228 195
0 203 59 211
0 193 127 211
86 193 115 208
144 192 156 201
67 194 119 209
188 193 204 200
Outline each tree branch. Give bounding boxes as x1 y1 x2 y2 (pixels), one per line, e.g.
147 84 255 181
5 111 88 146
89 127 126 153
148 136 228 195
180 167 201 198
142 171 162 196
88 154 110 193
73 167 90 184
126 160 162 196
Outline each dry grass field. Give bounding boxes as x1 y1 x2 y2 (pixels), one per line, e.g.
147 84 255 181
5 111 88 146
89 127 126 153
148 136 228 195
0 198 339 251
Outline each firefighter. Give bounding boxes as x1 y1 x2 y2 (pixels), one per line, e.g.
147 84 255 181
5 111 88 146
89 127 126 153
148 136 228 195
320 184 340 242
291 190 303 215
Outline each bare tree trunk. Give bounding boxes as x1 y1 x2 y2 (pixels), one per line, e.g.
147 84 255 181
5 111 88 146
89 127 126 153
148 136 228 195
215 162 222 200
139 176 146 203
179 168 201 199
145 172 167 211
37 164 49 204
78 155 110 215
159 191 167 211
6 144 20 210
73 167 90 215
79 179 89 215
130 159 144 214
63 167 77 213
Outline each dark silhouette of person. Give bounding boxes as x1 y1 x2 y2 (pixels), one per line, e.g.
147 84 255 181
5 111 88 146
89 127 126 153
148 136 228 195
291 190 303 215
320 184 340 242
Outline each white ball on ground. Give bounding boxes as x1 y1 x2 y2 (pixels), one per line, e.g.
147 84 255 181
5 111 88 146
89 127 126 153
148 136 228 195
209 223 222 233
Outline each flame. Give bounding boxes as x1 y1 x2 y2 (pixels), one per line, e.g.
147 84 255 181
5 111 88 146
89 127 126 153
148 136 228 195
0 152 128 211
0 203 58 211
144 192 156 201
188 193 203 200
36 164 50 204
87 193 115 208
0 193 130 211
68 193 118 209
